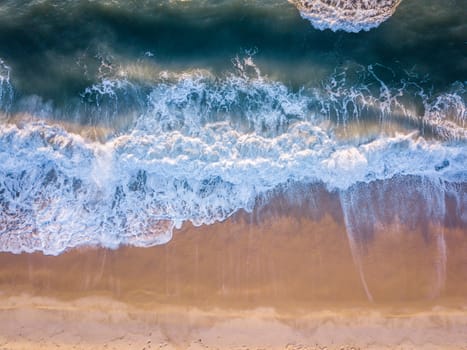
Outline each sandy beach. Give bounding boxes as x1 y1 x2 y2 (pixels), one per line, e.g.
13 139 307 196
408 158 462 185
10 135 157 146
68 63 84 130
1 295 467 350
1 189 466 349
1 0 466 348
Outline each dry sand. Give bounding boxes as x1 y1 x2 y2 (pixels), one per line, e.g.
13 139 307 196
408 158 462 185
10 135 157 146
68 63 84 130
1 190 466 349
1 294 467 349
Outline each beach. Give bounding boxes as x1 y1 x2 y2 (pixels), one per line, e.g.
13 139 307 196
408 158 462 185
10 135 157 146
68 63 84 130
1 0 466 348
1 186 466 349
2 296 467 349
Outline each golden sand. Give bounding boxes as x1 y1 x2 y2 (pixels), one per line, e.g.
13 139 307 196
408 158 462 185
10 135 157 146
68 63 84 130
0 206 466 349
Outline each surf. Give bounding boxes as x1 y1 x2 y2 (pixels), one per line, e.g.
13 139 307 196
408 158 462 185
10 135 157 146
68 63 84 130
290 0 402 32
0 55 465 255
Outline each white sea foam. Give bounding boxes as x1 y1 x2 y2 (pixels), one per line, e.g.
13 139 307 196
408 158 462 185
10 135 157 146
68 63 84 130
291 0 402 32
0 59 466 255
320 65 467 140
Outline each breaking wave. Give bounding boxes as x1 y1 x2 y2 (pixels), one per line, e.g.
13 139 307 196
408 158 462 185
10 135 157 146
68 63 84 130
291 0 402 32
0 56 465 255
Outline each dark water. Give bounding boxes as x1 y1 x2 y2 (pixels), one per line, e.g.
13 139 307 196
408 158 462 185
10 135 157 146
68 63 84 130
0 0 465 255
0 0 465 100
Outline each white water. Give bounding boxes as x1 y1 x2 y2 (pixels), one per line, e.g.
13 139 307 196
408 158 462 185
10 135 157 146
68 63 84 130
0 57 466 255
291 0 402 32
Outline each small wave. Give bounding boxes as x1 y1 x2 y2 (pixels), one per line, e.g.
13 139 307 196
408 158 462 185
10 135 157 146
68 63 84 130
71 58 467 142
291 0 402 32
320 65 467 140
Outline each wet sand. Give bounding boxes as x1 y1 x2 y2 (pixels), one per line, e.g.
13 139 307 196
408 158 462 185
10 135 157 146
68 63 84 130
1 185 466 349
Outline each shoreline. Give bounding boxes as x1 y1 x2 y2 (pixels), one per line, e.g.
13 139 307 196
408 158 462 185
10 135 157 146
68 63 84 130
1 181 466 349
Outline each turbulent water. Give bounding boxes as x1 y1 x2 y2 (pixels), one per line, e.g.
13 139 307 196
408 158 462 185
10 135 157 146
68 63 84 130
292 0 402 32
0 0 466 255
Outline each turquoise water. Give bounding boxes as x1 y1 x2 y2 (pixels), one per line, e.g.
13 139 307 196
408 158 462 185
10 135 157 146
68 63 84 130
0 0 465 254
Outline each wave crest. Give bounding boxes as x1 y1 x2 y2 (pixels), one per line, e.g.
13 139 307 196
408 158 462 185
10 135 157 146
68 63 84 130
291 0 402 32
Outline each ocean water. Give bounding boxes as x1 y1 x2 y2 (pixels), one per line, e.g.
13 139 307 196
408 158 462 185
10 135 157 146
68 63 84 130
0 0 465 255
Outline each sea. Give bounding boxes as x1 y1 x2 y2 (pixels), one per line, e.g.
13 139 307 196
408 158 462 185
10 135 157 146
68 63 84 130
0 0 465 257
